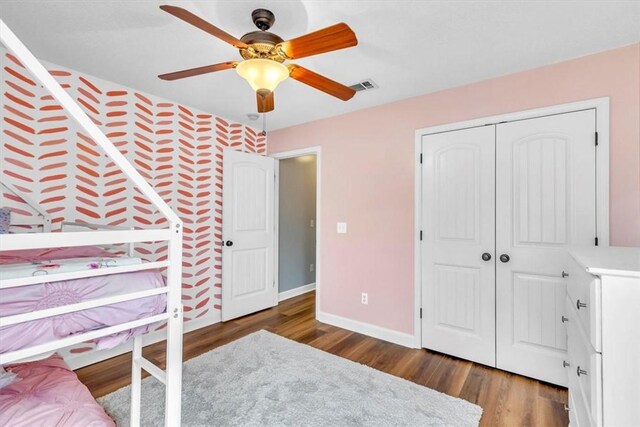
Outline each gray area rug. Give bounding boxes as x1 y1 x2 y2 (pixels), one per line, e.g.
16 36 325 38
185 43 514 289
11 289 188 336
98 330 482 426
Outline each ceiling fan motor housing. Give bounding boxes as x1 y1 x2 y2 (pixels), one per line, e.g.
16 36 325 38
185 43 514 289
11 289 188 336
239 31 285 61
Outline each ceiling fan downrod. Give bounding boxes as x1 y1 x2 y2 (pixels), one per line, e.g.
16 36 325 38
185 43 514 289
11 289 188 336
252 9 275 31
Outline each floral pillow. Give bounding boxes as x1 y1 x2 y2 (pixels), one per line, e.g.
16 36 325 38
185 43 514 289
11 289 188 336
0 208 10 234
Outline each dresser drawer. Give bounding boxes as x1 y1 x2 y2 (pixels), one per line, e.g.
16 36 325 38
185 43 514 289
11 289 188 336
566 256 602 351
566 297 602 426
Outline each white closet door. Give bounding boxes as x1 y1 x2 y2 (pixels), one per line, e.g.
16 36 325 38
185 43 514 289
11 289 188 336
421 126 496 366
222 149 276 321
495 110 596 386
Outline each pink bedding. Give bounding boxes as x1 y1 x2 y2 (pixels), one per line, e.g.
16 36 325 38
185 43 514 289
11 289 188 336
0 354 115 426
0 247 166 355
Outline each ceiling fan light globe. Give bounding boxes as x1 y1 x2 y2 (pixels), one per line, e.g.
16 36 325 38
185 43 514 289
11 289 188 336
236 59 289 92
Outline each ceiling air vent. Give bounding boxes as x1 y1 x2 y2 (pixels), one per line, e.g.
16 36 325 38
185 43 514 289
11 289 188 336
349 79 378 92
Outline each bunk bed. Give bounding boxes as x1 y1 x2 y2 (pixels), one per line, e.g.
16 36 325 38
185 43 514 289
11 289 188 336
0 19 184 427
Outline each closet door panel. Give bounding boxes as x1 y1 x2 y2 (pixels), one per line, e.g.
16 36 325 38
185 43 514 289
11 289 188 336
495 110 596 386
421 125 496 366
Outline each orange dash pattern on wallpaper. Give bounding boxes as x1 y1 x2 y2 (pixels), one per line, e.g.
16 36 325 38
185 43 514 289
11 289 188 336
0 50 266 358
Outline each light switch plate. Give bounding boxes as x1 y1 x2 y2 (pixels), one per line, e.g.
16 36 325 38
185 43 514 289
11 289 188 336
310 219 315 228
337 222 347 234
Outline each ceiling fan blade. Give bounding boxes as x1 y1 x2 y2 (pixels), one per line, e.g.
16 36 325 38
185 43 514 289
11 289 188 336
158 61 237 81
277 23 357 59
160 5 247 48
257 90 275 113
289 65 355 101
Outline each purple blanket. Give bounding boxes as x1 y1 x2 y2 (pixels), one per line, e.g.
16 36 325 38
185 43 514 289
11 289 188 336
0 270 166 355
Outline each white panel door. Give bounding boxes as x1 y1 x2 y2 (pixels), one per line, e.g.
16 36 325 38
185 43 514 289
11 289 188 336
222 149 276 321
421 126 496 366
496 110 596 386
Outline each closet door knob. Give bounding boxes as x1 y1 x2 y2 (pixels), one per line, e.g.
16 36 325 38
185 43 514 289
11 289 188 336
225 240 234 247
577 366 588 377
561 315 569 323
576 299 587 310
562 271 569 278
499 254 510 263
481 252 492 261
563 360 570 368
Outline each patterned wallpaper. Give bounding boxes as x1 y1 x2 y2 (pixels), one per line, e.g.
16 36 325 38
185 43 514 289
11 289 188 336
0 48 266 356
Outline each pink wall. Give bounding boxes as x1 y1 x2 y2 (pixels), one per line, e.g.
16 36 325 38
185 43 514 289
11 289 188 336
268 43 640 336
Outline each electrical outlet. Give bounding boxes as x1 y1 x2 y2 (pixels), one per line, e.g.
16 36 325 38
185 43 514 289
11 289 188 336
337 222 347 234
310 263 314 272
310 219 315 228
361 292 368 305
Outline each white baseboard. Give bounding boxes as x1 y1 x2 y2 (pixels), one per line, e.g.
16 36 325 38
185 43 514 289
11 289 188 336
278 283 315 302
317 311 418 349
66 312 221 370
67 297 416 369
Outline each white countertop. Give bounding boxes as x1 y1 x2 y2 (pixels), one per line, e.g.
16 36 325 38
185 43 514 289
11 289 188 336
570 246 640 278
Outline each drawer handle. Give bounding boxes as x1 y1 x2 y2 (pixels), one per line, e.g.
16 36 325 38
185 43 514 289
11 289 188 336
577 366 588 377
576 299 587 310
562 271 569 278
563 360 570 368
561 315 569 323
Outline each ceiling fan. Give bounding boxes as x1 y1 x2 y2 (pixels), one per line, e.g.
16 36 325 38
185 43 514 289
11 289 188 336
158 5 358 113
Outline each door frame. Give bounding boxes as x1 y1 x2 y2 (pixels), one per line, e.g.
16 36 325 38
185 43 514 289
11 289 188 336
271 146 322 316
413 97 610 348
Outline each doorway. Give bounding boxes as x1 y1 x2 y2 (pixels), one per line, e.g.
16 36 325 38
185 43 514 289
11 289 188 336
221 147 321 321
277 155 317 301
272 147 322 316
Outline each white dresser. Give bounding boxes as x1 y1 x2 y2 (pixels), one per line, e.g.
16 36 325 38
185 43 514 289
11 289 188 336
565 247 640 426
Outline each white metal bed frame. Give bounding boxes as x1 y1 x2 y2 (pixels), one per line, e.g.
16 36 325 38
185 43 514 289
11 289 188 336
0 20 184 426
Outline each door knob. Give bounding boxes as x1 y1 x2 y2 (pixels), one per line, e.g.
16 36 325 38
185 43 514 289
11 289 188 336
562 271 569 278
499 254 510 263
225 240 233 247
481 252 492 261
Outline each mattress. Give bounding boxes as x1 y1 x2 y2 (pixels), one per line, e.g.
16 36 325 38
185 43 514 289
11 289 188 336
0 354 115 427
0 246 118 265
0 246 167 355
0 246 142 280
0 255 141 280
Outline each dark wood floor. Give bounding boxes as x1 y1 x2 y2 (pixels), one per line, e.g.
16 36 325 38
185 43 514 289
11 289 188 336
77 291 568 426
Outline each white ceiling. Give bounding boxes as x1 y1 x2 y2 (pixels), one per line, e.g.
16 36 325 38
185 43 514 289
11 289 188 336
1 1 639 130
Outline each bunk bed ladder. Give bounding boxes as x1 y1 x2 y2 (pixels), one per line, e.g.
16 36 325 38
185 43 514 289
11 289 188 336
130 221 184 427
